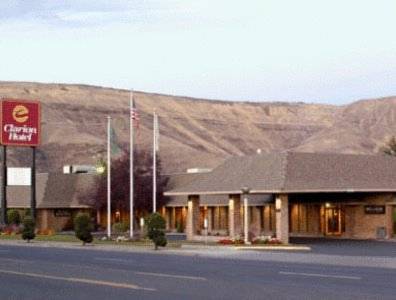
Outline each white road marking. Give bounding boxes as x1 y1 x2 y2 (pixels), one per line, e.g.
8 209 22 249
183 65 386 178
279 271 361 280
0 269 156 291
94 257 133 263
135 271 207 281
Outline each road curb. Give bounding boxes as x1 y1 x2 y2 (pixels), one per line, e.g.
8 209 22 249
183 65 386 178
234 245 311 251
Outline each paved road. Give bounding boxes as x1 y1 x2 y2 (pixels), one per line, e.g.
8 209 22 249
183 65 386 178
291 237 396 257
0 244 396 300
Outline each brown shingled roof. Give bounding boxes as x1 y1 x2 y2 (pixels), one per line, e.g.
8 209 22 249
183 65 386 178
7 173 95 209
164 152 396 195
165 193 273 207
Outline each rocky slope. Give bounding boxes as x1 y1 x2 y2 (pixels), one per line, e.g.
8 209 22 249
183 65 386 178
0 81 394 174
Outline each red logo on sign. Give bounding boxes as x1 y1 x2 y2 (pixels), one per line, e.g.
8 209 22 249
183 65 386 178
1 99 41 146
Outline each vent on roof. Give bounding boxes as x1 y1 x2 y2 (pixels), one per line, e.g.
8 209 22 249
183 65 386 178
186 168 212 174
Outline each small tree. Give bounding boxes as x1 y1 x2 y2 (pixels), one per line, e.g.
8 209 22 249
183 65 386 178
24 208 32 218
146 213 167 250
7 209 21 225
74 213 94 245
22 216 35 242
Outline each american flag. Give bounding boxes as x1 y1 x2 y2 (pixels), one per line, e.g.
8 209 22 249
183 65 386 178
130 106 140 128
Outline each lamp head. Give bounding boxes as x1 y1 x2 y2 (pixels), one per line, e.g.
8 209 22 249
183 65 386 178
241 186 250 194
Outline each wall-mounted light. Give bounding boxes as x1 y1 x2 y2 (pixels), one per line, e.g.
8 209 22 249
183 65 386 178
275 198 282 211
204 218 208 229
325 202 331 208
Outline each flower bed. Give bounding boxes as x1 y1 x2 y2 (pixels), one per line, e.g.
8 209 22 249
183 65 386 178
218 237 245 245
0 224 22 235
252 236 282 245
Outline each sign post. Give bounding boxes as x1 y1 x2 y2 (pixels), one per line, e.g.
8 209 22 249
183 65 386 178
31 147 36 220
0 99 41 222
0 146 7 225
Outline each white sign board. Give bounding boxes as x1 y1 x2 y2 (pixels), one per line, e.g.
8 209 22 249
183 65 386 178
7 168 31 186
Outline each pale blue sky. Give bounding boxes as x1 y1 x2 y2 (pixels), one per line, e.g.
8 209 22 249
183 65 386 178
1 0 395 104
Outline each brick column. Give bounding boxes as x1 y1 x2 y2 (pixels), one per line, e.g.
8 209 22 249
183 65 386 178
251 206 261 237
275 194 289 244
207 207 213 232
41 209 48 230
171 207 176 231
164 207 170 231
96 210 101 225
228 194 241 238
186 195 200 240
386 204 394 239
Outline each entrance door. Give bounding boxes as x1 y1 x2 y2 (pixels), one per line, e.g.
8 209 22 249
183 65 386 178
325 207 342 235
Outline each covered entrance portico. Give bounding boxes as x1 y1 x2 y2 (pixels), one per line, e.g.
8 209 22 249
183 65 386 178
183 193 289 243
178 192 396 243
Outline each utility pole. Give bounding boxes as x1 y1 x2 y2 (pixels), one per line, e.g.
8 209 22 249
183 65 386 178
107 116 111 239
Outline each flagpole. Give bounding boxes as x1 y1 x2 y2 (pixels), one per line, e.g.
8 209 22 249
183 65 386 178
107 116 112 239
153 111 157 213
129 90 134 239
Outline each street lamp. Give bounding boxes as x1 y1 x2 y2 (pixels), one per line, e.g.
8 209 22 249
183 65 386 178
241 186 251 245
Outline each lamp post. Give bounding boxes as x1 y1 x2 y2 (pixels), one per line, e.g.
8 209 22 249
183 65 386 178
241 187 250 245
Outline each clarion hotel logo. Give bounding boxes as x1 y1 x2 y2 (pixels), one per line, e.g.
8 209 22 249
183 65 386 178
12 105 30 123
0 99 41 147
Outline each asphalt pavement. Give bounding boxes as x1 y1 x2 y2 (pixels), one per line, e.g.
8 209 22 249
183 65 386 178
1 243 396 299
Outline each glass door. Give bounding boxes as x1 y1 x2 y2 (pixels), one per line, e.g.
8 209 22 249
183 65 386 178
325 206 342 235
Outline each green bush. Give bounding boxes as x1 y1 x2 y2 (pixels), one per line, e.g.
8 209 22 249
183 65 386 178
74 213 94 245
112 222 129 234
7 209 21 225
146 213 167 250
22 216 35 242
24 208 32 217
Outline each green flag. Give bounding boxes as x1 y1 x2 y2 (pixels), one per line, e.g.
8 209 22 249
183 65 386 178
110 126 123 156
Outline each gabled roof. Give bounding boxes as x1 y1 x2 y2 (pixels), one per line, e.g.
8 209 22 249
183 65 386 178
164 152 396 195
7 173 95 209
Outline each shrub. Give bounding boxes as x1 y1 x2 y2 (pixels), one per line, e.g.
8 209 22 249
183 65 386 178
24 208 32 218
252 236 282 245
112 222 129 234
146 213 167 250
74 213 94 245
7 209 21 225
22 216 35 242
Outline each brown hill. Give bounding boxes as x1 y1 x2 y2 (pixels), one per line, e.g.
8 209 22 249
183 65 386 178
0 81 393 173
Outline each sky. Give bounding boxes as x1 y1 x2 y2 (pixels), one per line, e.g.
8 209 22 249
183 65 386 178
0 0 396 105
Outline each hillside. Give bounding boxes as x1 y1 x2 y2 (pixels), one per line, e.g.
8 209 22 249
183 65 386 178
0 81 394 174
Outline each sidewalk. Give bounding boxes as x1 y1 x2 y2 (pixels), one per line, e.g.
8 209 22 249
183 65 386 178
0 238 235 257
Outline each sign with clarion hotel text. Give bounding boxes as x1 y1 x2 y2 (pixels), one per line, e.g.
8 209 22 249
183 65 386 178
1 99 41 146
